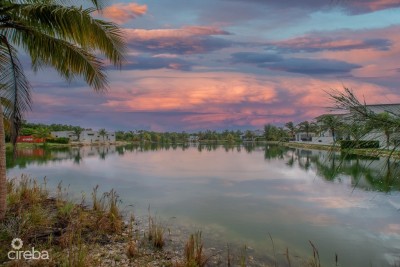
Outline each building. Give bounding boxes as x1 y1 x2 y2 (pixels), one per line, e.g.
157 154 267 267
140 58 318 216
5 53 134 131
353 104 400 148
51 130 116 144
304 104 400 147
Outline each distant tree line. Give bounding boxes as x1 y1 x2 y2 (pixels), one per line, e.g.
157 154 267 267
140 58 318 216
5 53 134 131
5 121 85 143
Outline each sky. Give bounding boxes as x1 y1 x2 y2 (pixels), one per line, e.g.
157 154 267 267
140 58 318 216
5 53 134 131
25 0 400 132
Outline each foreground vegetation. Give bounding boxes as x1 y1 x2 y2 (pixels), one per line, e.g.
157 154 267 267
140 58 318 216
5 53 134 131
0 175 361 267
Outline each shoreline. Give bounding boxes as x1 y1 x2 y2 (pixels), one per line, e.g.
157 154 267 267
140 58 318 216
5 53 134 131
281 141 400 159
0 177 277 267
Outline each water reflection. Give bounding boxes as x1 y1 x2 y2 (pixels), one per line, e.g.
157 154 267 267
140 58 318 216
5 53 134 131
6 143 400 267
284 147 400 192
6 144 400 193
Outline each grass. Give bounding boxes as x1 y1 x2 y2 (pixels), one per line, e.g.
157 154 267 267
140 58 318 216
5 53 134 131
147 208 165 249
174 231 208 267
0 176 124 266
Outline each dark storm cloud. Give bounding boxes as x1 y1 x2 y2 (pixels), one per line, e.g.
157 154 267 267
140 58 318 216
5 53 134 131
260 58 361 75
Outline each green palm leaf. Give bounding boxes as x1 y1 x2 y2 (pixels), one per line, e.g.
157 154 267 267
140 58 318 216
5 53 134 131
0 37 31 154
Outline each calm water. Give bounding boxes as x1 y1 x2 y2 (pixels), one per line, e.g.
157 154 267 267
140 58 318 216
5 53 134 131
6 144 400 266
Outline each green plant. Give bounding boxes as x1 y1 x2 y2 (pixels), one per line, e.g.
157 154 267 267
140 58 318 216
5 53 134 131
58 201 75 219
46 137 70 144
148 216 165 249
340 140 379 149
239 244 247 267
183 231 207 267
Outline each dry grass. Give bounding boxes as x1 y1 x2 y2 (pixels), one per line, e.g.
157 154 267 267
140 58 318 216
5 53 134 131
175 231 208 267
148 215 165 249
0 176 123 266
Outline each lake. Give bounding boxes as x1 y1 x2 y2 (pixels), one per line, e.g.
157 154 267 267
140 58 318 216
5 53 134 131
6 143 400 266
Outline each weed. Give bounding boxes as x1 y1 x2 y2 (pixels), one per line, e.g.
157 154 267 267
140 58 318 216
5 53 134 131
126 240 138 258
57 201 75 219
97 189 123 234
239 244 247 267
91 185 102 212
148 216 165 249
183 231 207 267
308 240 321 267
227 243 231 267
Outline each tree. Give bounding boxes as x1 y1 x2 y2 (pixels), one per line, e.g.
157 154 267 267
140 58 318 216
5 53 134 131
244 130 254 141
0 0 125 220
33 127 50 145
285 121 296 141
98 128 107 142
73 127 84 142
329 87 400 149
316 114 343 141
366 112 395 147
297 121 311 139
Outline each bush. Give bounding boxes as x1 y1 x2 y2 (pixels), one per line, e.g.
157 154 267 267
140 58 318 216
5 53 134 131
340 140 379 149
46 137 70 144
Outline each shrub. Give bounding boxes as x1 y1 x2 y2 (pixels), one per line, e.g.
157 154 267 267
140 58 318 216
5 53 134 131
46 137 70 144
340 140 379 149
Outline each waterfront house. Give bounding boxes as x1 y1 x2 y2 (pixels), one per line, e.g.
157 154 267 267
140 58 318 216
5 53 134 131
305 104 400 147
51 130 116 144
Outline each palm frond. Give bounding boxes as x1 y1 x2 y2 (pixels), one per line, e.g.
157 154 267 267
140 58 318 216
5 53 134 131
5 0 104 10
2 26 108 90
4 3 125 65
0 37 32 155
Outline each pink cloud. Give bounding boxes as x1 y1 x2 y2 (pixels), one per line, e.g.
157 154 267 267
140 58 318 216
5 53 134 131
124 26 230 39
97 69 400 129
351 0 400 12
102 3 147 24
123 26 231 54
269 36 390 53
102 71 277 112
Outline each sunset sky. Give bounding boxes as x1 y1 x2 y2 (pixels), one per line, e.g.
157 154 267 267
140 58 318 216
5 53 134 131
26 0 400 131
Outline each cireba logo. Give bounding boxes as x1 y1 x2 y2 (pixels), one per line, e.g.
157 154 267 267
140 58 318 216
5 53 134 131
8 238 49 260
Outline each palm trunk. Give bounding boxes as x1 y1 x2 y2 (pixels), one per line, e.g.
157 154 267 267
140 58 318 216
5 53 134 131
0 104 7 220
385 131 390 147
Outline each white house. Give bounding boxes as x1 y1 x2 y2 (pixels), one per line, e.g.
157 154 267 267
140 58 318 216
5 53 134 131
51 130 116 144
309 104 400 147
355 104 400 148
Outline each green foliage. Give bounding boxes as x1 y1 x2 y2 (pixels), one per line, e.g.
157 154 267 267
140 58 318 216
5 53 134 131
46 137 70 144
340 140 380 149
316 114 344 141
21 122 84 134
264 124 288 141
20 127 35 136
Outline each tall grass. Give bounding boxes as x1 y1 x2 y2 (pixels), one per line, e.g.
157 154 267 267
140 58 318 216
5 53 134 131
1 176 123 266
175 231 208 267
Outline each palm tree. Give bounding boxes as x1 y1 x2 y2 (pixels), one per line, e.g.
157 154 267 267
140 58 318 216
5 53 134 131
316 114 343 141
297 121 311 140
366 112 395 147
33 127 51 145
98 128 107 142
0 0 125 220
73 127 84 142
285 121 296 140
329 88 400 147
